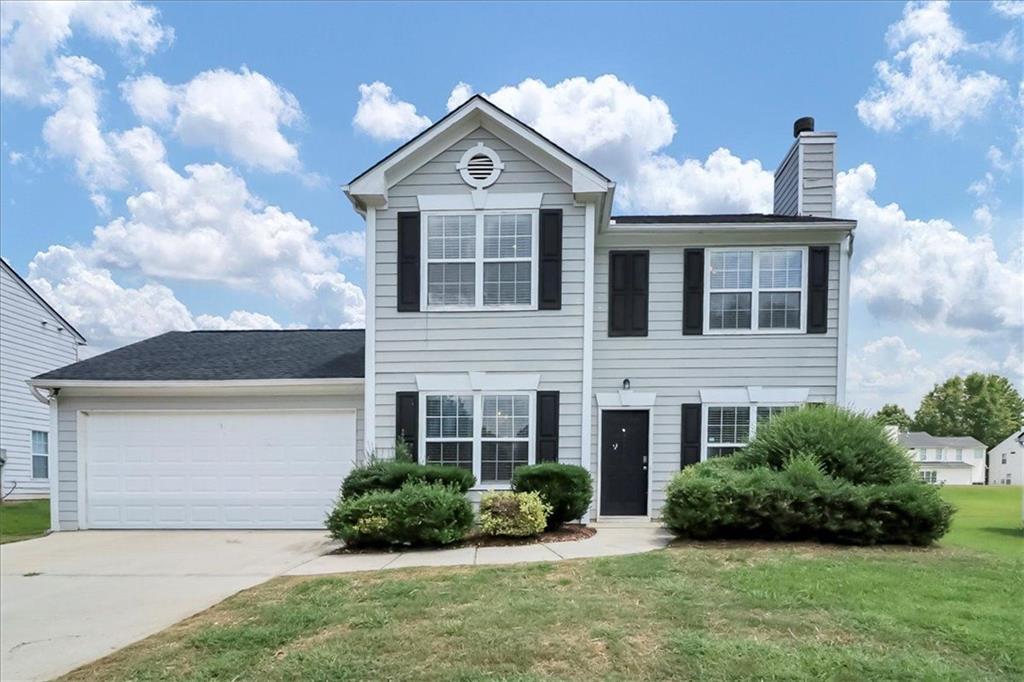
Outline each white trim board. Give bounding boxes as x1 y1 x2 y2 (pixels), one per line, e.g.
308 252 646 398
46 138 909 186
415 372 540 392
417 192 543 211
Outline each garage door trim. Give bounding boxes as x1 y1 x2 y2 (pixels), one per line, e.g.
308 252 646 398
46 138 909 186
77 407 356 530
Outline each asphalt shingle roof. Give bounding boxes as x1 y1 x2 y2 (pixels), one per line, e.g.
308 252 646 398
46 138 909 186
611 214 852 225
34 330 364 381
897 431 987 450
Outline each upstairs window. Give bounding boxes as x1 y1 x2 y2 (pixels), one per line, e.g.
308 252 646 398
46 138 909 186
423 212 536 310
706 248 806 333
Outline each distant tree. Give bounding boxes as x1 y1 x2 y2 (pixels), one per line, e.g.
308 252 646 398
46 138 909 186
912 373 1024 447
873 403 912 430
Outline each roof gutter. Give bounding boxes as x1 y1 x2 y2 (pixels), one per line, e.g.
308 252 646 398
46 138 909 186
28 378 365 390
607 220 856 232
27 381 57 405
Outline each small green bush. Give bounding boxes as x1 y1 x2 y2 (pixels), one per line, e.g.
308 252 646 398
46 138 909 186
326 481 474 547
512 463 593 531
341 460 476 499
662 455 954 546
479 491 550 537
734 405 916 485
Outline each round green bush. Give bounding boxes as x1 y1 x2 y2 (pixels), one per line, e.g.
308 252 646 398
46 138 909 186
341 460 476 499
326 481 474 547
479 491 550 537
511 463 593 530
733 405 917 485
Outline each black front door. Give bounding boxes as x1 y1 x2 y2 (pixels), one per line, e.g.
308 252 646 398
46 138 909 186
600 410 649 516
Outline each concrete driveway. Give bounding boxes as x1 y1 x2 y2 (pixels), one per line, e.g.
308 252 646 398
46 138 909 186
0 530 333 682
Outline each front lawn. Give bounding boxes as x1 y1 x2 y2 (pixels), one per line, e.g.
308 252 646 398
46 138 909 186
0 498 50 544
938 485 1022 558
64 548 1022 680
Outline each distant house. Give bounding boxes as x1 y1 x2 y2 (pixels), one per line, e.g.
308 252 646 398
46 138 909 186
0 259 87 500
987 430 1023 486
898 431 986 485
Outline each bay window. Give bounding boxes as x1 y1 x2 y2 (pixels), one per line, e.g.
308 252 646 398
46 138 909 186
421 391 534 485
703 403 798 460
423 211 537 310
706 247 806 333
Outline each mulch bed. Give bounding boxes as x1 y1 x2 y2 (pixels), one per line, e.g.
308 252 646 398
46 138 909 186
332 524 596 554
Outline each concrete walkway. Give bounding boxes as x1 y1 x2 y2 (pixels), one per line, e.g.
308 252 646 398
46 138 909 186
288 524 673 575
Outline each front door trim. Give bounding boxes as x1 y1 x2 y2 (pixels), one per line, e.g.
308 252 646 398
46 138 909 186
596 398 655 519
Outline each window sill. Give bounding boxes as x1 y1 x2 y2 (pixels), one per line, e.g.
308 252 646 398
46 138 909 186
703 328 807 336
470 484 513 492
423 305 537 313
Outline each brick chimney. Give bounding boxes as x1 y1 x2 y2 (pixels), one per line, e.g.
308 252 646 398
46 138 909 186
773 117 837 218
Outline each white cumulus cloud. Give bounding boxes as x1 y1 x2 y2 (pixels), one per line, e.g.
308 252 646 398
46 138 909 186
0 0 171 104
353 81 431 141
121 68 305 173
992 1 1024 18
856 1 1008 133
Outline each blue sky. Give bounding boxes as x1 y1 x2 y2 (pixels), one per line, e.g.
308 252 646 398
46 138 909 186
1 0 1021 412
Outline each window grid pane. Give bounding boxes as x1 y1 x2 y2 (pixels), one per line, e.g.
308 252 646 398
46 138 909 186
31 430 48 454
758 292 801 329
483 214 531 259
483 262 531 305
481 393 530 483
707 407 750 445
427 262 475 306
709 292 752 330
756 405 794 428
425 442 474 471
758 250 802 288
709 251 753 289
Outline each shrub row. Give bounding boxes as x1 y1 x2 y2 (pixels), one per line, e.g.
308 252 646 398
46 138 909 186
329 459 593 546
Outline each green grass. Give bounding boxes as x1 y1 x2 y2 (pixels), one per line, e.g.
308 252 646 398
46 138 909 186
0 498 50 544
938 485 1023 558
61 487 1024 682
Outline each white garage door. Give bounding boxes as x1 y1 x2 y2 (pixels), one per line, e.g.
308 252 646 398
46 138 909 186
82 410 355 529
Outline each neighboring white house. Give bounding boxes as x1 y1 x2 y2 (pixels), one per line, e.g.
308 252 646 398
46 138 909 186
0 259 86 500
988 430 1023 486
898 431 987 485
32 98 855 529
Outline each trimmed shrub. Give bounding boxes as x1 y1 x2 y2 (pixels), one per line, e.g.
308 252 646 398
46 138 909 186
341 461 475 499
512 463 593 531
662 454 954 546
479 491 550 537
734 405 916 485
326 481 473 547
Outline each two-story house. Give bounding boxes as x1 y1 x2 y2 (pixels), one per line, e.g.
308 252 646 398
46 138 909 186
986 430 1022 486
1 259 86 500
31 96 854 530
898 431 987 485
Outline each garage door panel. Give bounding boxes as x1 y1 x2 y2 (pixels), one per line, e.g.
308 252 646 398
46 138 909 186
84 410 355 529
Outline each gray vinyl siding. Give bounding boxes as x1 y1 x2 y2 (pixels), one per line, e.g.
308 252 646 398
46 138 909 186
773 143 799 216
374 127 585 466
54 392 363 529
0 266 81 499
800 142 836 218
592 233 842 516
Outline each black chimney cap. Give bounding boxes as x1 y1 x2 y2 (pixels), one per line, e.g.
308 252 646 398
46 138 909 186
793 116 815 137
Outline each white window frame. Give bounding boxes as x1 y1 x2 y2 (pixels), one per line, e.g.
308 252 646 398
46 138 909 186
920 470 938 484
704 247 808 335
421 210 539 312
419 390 536 488
31 430 49 479
700 402 800 461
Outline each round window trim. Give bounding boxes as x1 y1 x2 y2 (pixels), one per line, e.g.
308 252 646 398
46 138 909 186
456 143 504 189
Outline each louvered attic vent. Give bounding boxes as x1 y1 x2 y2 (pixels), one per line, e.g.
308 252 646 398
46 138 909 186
466 154 494 180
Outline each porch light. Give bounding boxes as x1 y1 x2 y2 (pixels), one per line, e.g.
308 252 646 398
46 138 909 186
622 378 631 391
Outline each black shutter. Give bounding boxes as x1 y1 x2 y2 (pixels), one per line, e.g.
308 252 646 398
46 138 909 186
807 246 829 334
536 391 560 463
681 403 702 468
538 209 563 310
397 212 420 312
683 248 704 335
608 251 648 336
395 391 419 462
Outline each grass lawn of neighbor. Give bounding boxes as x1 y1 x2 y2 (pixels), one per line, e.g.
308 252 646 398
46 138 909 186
0 498 50 544
63 486 1023 681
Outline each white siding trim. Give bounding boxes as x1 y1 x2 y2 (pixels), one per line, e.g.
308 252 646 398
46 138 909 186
595 405 656 520
364 206 376 456
76 411 88 529
417 192 543 211
699 386 810 404
595 391 657 408
415 371 540 392
581 201 596 521
48 397 59 532
837 234 851 404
